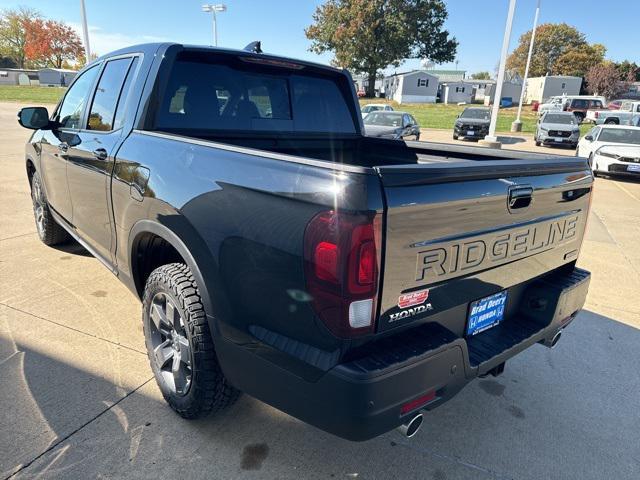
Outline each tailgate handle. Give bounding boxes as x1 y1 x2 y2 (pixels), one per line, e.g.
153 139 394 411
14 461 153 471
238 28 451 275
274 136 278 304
508 186 533 211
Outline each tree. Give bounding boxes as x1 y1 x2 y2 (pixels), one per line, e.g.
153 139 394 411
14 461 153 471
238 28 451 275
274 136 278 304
0 7 41 68
25 19 83 68
470 71 491 80
554 43 605 78
506 23 601 78
586 62 630 99
306 0 457 97
615 60 640 82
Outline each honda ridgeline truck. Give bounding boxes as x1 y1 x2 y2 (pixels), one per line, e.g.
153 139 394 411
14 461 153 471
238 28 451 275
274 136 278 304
18 43 592 441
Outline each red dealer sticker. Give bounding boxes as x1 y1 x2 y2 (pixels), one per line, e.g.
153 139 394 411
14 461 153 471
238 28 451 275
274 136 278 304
398 289 429 309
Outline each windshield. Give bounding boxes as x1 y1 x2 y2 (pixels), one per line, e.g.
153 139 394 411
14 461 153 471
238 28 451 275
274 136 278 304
598 128 640 145
364 112 403 127
362 105 383 113
544 114 577 125
460 108 490 120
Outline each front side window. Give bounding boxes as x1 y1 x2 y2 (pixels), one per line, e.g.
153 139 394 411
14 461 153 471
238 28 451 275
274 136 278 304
57 65 99 129
87 57 133 131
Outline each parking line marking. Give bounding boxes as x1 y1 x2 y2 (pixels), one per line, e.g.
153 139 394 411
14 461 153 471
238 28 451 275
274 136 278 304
613 181 640 203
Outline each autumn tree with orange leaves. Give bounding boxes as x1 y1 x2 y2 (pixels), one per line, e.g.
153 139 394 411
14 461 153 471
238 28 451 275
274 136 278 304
25 18 83 68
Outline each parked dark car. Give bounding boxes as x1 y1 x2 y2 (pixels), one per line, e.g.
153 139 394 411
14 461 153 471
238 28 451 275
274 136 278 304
363 111 420 140
566 98 605 123
453 107 491 140
17 43 592 442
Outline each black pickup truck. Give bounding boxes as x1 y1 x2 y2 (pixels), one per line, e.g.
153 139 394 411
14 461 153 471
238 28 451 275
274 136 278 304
18 43 592 441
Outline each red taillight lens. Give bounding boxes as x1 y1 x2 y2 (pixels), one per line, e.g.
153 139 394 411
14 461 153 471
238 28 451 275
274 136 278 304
303 210 381 338
314 241 338 282
358 241 375 285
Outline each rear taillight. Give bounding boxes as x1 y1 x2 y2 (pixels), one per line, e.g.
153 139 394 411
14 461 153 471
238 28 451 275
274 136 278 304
595 111 599 119
303 210 381 338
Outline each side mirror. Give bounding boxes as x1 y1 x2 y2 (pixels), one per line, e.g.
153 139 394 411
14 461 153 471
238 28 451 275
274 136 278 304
584 135 593 141
17 107 51 130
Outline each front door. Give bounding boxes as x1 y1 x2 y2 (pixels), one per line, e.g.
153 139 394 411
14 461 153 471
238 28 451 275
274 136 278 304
39 65 100 221
66 56 138 265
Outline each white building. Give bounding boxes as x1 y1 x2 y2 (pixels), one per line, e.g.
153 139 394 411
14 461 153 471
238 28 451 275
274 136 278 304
440 81 473 104
38 68 78 87
383 71 439 104
484 81 523 105
525 75 582 104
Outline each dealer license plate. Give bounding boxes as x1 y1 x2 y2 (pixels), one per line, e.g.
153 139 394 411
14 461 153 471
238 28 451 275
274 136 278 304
467 130 475 136
627 164 640 172
466 291 508 336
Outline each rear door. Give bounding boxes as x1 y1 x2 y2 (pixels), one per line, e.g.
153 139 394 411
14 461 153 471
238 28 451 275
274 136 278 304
65 55 139 265
375 156 592 333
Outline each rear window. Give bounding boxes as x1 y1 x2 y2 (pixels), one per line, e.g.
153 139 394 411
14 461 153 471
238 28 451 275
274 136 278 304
154 55 356 135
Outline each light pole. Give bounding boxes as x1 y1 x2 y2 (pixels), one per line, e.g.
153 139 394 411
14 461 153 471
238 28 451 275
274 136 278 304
511 0 540 132
202 4 227 47
79 0 91 61
480 0 517 149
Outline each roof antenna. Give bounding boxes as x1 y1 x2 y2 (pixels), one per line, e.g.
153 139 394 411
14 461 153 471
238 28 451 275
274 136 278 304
244 41 262 54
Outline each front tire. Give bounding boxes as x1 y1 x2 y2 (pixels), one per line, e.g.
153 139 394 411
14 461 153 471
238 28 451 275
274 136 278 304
142 263 240 419
452 134 458 140
31 171 69 246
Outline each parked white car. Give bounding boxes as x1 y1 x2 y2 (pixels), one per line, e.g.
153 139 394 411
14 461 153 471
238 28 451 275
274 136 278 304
577 125 640 176
360 103 394 118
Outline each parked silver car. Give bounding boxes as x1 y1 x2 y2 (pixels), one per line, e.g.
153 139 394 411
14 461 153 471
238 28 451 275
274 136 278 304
535 112 580 148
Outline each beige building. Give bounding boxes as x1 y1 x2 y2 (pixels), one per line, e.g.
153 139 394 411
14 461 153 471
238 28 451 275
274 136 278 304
524 76 582 104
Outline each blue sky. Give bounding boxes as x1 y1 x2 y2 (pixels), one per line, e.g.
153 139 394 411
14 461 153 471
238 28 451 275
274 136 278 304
2 0 638 75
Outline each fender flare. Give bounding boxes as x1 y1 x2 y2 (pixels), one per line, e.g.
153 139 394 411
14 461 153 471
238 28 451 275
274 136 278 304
128 219 220 319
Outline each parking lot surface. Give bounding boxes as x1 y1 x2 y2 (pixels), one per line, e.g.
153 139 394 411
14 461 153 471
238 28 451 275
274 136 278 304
1 101 639 480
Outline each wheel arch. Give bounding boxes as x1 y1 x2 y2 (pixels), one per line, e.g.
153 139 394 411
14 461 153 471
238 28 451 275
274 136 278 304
128 219 224 321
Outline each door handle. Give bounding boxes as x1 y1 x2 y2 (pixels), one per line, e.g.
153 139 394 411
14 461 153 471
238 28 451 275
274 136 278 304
58 142 69 152
93 148 108 161
508 185 533 211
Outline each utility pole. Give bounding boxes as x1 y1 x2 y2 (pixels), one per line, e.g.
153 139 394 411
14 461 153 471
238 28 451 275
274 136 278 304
512 0 540 132
480 0 517 149
80 0 91 62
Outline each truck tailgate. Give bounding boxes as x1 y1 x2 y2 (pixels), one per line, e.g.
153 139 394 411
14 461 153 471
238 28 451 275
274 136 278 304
375 156 592 332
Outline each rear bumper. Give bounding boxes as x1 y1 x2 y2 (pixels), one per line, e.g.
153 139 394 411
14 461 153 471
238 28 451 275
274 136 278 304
215 267 590 441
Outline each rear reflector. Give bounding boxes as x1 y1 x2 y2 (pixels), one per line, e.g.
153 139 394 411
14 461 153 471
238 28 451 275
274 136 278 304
400 391 437 415
348 298 373 329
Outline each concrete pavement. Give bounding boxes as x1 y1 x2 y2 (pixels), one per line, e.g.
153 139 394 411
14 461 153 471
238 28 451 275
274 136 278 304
1 102 639 479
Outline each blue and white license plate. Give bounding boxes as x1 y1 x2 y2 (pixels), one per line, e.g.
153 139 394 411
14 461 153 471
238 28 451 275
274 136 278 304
627 164 640 172
467 291 508 336
467 130 475 136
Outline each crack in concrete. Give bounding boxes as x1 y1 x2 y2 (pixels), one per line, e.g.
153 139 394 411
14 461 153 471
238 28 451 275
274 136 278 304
5 378 154 480
0 303 146 356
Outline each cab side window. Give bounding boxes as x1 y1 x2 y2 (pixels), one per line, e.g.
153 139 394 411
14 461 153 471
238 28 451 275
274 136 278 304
87 57 134 131
57 65 99 129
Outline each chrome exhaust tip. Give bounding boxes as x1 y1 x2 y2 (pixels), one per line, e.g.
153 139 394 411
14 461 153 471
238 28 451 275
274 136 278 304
397 413 423 438
540 330 562 348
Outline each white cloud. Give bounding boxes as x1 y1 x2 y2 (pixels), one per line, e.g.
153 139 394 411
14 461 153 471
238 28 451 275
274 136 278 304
68 22 170 57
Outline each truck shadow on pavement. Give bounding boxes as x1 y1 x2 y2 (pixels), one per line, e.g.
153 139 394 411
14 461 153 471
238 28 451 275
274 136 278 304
2 309 639 479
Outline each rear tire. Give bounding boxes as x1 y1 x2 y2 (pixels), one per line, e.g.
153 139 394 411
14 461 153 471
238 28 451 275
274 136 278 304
604 118 619 125
574 112 585 123
142 263 241 419
535 139 541 147
31 171 69 246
